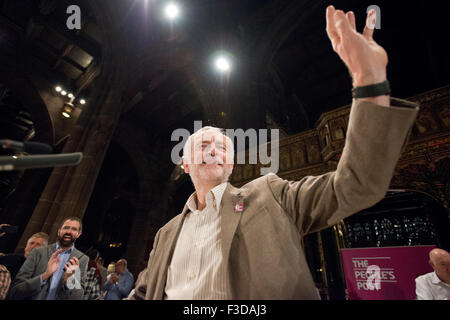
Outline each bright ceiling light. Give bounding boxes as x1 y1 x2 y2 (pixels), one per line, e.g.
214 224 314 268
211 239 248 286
164 3 179 19
61 90 67 96
68 93 74 98
215 56 231 73
55 86 62 92
80 99 86 105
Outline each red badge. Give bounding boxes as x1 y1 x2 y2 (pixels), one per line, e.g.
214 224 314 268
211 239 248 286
235 202 244 212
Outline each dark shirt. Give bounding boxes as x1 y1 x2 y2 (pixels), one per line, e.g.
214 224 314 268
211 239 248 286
0 254 26 282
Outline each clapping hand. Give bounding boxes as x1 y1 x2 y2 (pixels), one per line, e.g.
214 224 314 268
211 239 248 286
63 256 80 281
110 273 119 284
42 249 63 281
0 224 10 238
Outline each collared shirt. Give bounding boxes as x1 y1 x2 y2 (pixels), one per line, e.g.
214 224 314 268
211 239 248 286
83 267 101 300
164 182 230 300
104 269 134 300
415 271 450 300
0 264 11 300
45 243 73 300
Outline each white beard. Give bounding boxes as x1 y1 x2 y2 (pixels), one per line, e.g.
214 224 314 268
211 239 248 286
191 163 232 185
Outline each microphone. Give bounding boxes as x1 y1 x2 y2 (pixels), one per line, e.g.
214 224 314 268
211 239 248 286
0 153 83 171
0 139 53 154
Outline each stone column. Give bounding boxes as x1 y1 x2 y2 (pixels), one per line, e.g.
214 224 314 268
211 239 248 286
17 1 129 248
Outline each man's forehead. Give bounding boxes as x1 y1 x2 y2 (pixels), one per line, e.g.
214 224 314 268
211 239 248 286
193 131 228 143
29 237 44 242
194 130 226 141
62 220 80 228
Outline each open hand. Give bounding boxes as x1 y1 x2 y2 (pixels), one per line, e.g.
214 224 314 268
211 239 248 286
0 224 10 238
42 249 63 280
326 6 388 87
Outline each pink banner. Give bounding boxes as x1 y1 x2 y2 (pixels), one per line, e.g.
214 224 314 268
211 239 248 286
340 245 436 300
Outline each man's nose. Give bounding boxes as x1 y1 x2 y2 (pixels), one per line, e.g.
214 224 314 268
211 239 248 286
205 143 216 156
210 144 216 156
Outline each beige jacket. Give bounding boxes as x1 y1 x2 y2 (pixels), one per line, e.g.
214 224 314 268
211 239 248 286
131 98 419 299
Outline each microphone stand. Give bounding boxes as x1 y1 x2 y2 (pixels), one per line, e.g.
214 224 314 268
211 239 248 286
0 153 83 171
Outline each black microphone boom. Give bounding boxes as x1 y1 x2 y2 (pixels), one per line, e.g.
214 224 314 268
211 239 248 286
0 139 53 154
0 153 83 171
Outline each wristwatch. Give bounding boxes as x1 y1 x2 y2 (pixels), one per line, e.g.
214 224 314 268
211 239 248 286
352 80 391 98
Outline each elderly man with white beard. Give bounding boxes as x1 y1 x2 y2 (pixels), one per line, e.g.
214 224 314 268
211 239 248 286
129 6 419 300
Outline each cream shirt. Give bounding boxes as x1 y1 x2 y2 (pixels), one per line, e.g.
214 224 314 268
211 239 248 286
415 271 450 300
164 182 230 299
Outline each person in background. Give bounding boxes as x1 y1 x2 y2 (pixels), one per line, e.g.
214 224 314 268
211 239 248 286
107 261 115 275
8 217 88 300
415 248 450 300
96 256 107 292
0 223 10 239
104 258 134 300
82 248 102 300
0 232 49 282
0 264 11 299
127 260 148 299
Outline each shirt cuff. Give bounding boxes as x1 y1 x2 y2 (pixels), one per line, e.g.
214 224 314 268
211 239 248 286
40 274 47 287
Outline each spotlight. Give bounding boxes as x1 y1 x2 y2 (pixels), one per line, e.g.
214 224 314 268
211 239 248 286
215 56 231 73
79 99 86 105
55 86 62 92
61 90 67 96
68 93 74 98
164 3 179 19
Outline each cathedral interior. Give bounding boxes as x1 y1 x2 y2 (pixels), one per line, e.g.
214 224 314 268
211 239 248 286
0 0 449 299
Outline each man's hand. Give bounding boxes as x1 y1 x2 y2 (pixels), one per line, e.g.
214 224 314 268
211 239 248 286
0 224 10 238
110 273 119 284
42 249 63 281
326 6 388 88
63 257 80 282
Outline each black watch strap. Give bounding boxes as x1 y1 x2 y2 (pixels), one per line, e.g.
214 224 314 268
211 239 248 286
352 80 391 98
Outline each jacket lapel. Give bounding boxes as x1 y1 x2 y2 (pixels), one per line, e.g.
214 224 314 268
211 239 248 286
220 183 244 263
154 206 188 299
153 184 244 299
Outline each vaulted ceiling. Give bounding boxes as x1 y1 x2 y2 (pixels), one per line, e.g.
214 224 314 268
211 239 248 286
1 0 449 218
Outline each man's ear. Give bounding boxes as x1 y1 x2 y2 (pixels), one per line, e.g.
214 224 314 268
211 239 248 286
428 259 434 269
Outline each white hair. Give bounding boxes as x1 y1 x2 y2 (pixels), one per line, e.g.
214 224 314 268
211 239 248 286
183 126 234 164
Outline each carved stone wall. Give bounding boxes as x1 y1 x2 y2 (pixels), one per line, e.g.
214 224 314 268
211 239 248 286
230 85 450 216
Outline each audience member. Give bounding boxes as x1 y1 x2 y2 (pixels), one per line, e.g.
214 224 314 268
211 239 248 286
8 217 88 300
107 261 115 275
415 248 450 300
96 256 107 292
104 258 134 300
82 247 102 300
0 232 49 281
0 264 11 299
0 223 10 239
127 260 148 299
